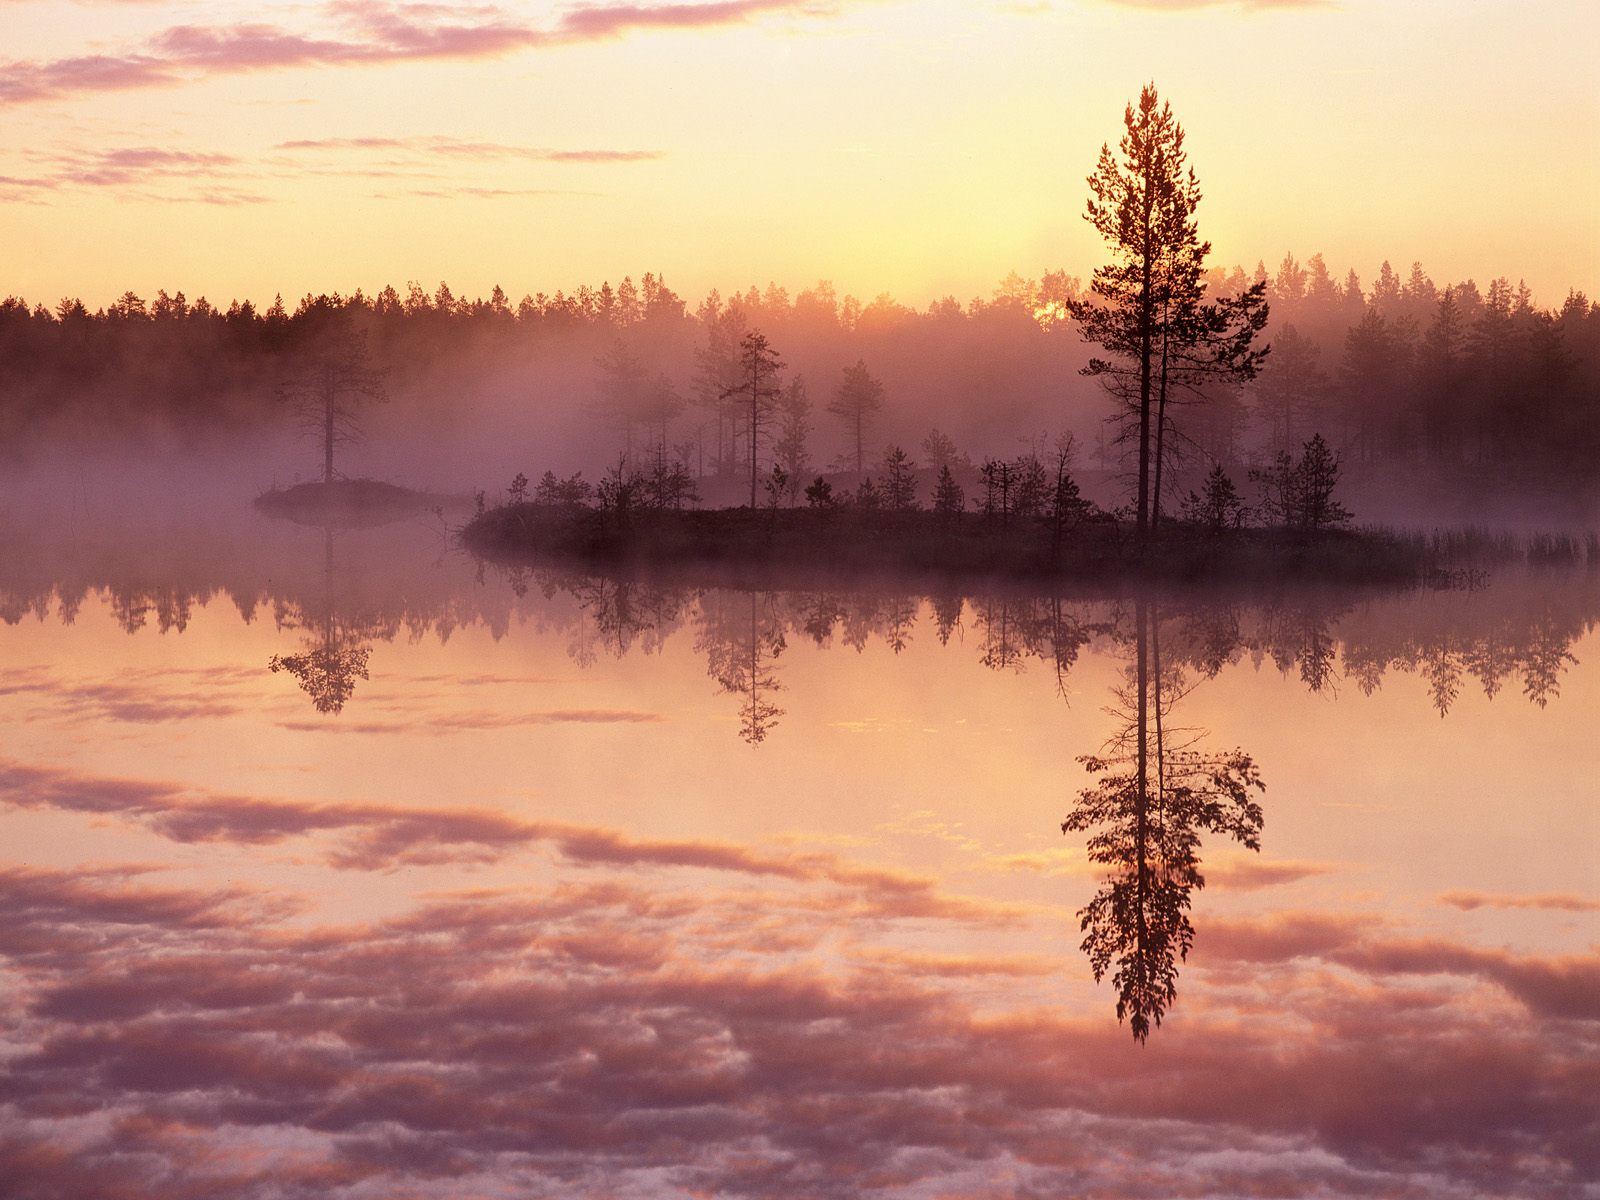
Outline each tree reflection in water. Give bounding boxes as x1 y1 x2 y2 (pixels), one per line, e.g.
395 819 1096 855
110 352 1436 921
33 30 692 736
1063 598 1265 1041
268 527 373 714
699 591 786 745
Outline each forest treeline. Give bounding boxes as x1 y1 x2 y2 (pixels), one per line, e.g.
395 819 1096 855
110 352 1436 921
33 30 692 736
2 257 1596 494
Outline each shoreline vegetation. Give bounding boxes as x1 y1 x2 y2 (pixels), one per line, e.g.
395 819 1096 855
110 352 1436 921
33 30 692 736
461 499 1595 589
459 419 1600 588
460 502 1402 584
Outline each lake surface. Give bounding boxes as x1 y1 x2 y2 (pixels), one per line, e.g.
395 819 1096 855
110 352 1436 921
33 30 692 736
2 504 1596 1199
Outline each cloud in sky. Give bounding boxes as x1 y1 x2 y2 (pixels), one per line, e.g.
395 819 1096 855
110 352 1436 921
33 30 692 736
2 145 266 204
0 135 656 205
275 136 662 163
1103 0 1332 8
0 0 844 105
1439 890 1600 913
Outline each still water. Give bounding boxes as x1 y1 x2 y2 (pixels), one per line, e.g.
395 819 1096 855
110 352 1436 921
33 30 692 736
1 506 1596 1198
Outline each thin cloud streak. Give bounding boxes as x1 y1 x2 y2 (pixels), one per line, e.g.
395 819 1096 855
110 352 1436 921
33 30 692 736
277 707 662 732
0 758 1035 922
371 186 575 199
1440 890 1600 913
275 136 662 163
0 0 846 106
3 146 267 204
1101 0 1333 9
557 0 835 38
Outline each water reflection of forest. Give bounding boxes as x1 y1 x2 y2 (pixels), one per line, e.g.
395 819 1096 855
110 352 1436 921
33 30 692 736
278 566 1592 729
0 514 1590 726
5 521 1592 1040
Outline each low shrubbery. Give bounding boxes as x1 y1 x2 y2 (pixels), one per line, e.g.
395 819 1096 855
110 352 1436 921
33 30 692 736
460 433 1590 586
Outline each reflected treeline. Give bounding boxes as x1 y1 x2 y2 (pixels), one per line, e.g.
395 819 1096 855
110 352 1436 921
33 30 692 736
0 511 1594 726
1064 599 1264 1042
519 572 1593 736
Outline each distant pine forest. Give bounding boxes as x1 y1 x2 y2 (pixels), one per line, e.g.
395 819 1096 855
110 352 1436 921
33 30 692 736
3 258 1597 498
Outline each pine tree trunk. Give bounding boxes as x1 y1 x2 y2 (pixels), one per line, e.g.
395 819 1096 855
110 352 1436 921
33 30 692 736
1135 185 1155 542
323 372 335 485
748 368 758 509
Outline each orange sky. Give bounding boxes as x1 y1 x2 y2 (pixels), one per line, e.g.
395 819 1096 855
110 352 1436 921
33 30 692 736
2 0 1596 309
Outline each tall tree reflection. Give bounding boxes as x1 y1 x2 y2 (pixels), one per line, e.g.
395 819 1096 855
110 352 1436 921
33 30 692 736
268 527 374 714
1063 598 1265 1042
699 591 786 745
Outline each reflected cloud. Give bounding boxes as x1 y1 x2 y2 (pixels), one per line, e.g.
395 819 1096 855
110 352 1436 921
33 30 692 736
0 864 1591 1199
0 758 1034 923
0 758 546 869
276 707 662 733
0 670 250 723
1202 855 1337 889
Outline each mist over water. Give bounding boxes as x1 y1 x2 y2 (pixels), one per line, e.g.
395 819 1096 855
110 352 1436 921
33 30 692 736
0 491 1595 1198
6 258 1597 530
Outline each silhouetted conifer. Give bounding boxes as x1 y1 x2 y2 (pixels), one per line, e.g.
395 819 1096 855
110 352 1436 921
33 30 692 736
933 465 965 519
829 360 885 475
880 446 918 511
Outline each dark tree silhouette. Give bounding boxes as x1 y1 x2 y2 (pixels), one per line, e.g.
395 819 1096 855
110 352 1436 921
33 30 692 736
1068 84 1267 539
281 320 386 484
1180 465 1245 533
1067 85 1197 540
880 445 918 511
933 464 965 519
829 359 885 475
1295 433 1351 531
979 458 1016 526
1247 434 1352 531
1416 287 1468 461
1339 308 1411 462
804 475 837 509
721 331 785 508
773 375 812 497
